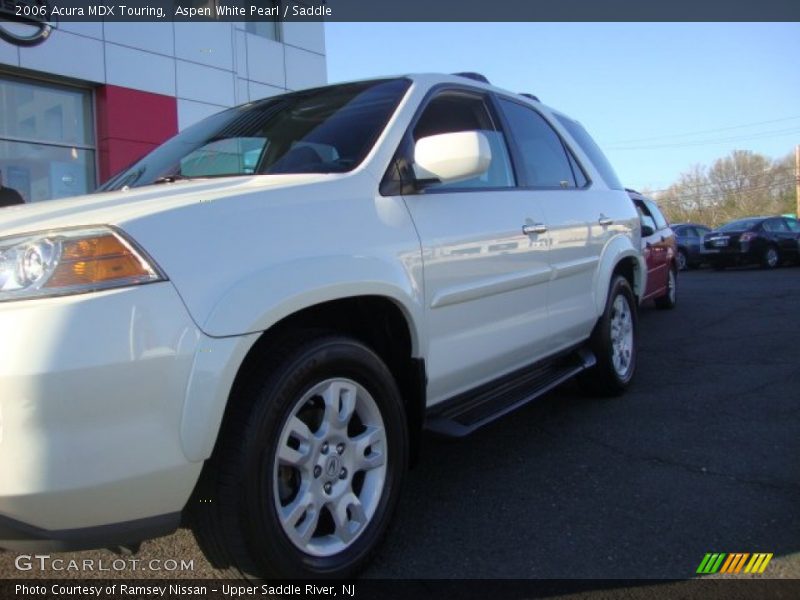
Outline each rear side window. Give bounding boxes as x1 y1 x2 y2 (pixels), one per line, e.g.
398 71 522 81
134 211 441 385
497 98 578 189
555 115 623 190
411 93 515 191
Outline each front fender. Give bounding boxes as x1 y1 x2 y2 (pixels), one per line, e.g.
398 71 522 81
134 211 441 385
201 255 425 354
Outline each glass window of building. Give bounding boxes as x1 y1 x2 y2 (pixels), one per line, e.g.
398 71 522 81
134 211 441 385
0 76 95 203
245 1 282 41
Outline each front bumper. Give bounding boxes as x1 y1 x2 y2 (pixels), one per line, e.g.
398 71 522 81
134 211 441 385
0 282 205 549
0 512 180 552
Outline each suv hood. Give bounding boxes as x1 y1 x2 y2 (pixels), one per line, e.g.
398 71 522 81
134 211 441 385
0 173 332 238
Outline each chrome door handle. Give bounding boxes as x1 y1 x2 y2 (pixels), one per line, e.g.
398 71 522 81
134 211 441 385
598 215 613 227
522 223 548 235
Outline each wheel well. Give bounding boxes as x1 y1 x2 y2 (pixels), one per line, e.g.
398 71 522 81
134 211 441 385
612 257 641 300
226 296 425 466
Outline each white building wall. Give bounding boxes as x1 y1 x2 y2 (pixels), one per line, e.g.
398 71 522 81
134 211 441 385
1 21 327 129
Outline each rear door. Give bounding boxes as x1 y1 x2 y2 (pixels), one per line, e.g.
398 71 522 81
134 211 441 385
493 97 602 348
396 89 552 406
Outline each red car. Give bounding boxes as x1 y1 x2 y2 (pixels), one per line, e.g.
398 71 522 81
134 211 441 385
627 189 678 309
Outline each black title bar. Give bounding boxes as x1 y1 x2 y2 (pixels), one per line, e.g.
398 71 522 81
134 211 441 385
1 0 799 22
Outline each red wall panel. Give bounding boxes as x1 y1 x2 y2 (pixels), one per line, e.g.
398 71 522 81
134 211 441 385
95 85 178 183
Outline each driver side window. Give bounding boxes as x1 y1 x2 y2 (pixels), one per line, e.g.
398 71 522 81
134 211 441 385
635 202 657 234
411 92 515 191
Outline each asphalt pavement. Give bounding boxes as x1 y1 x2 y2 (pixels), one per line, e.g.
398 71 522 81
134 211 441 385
2 266 799 581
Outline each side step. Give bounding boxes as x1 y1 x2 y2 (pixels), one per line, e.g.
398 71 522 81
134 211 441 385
425 347 596 437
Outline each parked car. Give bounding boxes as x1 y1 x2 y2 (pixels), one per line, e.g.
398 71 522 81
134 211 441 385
627 190 678 309
704 216 800 269
672 223 713 270
0 73 645 579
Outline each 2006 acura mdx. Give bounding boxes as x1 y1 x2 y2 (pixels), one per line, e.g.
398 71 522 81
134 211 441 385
0 73 646 578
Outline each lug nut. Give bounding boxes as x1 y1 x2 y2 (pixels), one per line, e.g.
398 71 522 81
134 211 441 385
323 482 332 494
321 442 329 455
313 465 322 478
336 443 345 455
339 468 347 480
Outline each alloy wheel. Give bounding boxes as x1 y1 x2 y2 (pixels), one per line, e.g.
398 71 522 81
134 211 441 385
273 378 387 557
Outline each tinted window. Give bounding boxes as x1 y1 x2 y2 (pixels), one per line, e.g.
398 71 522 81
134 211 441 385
786 218 799 232
644 198 668 230
634 200 657 234
497 98 575 189
554 114 623 190
101 78 410 190
412 93 514 191
719 219 761 232
763 219 789 232
567 151 589 187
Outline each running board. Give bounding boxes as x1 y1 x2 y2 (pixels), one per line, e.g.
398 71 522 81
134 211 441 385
425 347 596 437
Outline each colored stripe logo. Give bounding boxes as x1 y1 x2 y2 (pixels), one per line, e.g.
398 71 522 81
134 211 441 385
696 553 773 574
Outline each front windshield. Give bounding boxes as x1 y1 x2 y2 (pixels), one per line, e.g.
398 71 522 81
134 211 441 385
718 219 760 232
100 78 410 191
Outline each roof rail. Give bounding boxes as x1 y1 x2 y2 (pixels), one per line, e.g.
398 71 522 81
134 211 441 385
452 72 490 84
519 93 540 102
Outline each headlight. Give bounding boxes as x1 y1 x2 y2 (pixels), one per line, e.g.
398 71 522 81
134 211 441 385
0 226 164 302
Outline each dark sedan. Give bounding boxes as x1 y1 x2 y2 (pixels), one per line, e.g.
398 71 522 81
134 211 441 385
704 216 800 269
672 223 712 270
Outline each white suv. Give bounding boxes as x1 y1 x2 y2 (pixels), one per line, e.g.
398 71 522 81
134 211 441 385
0 73 645 578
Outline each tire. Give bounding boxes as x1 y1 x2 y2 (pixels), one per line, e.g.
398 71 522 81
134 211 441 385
654 267 677 310
579 275 638 396
761 245 780 269
191 333 408 579
677 249 688 271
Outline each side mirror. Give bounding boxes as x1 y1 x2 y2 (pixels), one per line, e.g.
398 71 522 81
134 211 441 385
413 131 492 185
641 224 655 237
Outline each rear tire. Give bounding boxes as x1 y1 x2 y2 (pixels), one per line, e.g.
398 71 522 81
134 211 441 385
579 275 638 396
654 267 677 310
191 334 407 579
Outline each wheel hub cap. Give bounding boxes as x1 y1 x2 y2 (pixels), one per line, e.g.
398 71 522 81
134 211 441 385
610 295 633 377
273 378 387 557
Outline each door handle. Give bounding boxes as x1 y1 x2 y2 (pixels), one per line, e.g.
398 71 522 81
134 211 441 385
522 223 548 235
598 215 613 227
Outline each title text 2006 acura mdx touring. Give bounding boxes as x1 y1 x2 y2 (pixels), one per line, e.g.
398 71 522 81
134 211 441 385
0 73 645 578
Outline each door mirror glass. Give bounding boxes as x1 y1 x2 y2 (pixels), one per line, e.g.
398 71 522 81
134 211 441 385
641 224 656 238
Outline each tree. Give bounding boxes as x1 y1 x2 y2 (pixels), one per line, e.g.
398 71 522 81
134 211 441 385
655 149 796 227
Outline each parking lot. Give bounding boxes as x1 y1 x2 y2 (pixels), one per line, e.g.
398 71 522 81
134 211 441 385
2 266 799 580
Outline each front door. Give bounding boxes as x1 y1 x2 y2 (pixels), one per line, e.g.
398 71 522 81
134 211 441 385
397 90 553 406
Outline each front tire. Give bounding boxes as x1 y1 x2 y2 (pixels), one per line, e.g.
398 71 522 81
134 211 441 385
677 249 688 271
580 275 638 396
192 334 408 579
761 245 780 269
